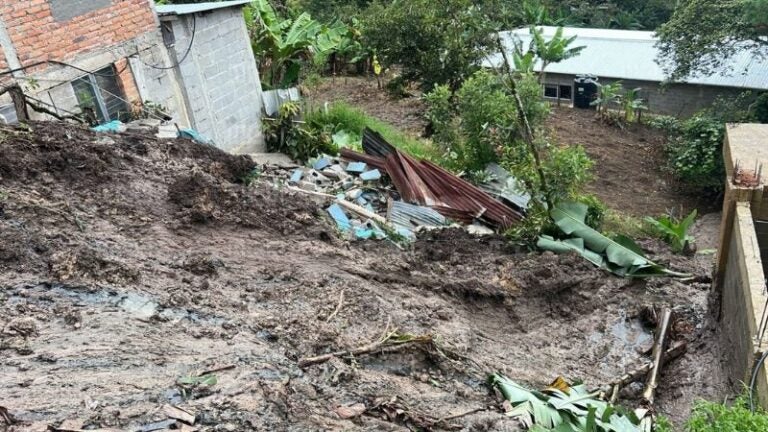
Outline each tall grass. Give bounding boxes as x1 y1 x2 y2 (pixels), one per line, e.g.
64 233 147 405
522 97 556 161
304 102 442 161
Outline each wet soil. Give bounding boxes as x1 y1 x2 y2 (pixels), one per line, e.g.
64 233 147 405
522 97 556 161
0 122 727 431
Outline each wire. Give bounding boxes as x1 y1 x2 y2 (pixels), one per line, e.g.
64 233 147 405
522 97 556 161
750 350 768 412
142 15 196 70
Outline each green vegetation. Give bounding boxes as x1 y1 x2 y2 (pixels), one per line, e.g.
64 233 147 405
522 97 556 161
645 209 697 253
248 0 347 89
658 0 768 80
264 102 337 161
489 374 646 432
362 0 494 91
656 398 768 432
304 102 440 160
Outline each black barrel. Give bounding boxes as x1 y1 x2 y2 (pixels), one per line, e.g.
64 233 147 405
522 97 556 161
574 75 599 109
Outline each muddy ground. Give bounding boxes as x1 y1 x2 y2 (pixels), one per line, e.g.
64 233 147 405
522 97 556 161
0 122 728 431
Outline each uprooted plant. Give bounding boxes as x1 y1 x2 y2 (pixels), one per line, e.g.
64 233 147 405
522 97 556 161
644 209 697 254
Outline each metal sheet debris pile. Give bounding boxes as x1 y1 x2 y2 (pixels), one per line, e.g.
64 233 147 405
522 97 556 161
286 128 528 241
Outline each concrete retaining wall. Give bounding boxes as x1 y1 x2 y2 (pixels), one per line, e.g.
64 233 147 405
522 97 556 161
717 124 768 408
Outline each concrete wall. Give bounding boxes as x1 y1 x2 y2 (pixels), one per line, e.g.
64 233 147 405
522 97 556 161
164 7 264 154
544 73 749 118
719 203 768 406
716 124 768 409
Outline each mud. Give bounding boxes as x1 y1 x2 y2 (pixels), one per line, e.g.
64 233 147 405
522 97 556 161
0 122 728 431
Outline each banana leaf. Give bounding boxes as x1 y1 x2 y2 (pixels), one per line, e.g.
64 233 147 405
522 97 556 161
490 374 643 432
538 202 690 278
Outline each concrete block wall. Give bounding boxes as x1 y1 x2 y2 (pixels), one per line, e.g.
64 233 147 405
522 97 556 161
167 6 265 153
545 73 749 118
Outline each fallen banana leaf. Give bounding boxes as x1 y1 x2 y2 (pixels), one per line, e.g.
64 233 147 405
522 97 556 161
490 374 643 432
538 202 690 278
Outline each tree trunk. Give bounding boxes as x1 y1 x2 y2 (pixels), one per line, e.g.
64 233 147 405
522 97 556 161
9 85 28 122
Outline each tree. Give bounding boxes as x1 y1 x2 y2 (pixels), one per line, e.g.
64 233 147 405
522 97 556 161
362 0 496 91
657 0 768 80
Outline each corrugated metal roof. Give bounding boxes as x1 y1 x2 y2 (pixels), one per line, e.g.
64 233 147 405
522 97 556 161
156 0 252 16
486 26 768 90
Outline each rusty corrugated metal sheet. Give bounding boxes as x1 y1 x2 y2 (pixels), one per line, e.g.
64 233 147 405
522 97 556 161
352 128 524 229
339 148 388 171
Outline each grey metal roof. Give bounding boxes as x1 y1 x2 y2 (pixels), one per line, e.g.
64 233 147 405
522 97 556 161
155 0 251 16
486 26 768 90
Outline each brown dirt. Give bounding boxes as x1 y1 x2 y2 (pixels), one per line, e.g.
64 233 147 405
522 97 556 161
307 76 427 134
547 107 719 217
0 122 728 431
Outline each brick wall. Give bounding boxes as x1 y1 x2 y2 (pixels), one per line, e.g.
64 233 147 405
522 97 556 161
0 0 156 68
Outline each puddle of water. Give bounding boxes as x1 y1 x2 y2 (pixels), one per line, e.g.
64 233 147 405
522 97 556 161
588 312 653 367
8 284 224 326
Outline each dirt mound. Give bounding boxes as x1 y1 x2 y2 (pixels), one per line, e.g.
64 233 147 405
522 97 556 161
168 171 323 234
0 122 728 431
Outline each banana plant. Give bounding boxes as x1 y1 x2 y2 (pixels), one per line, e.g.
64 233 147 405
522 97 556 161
622 87 648 122
529 26 585 82
591 82 624 120
489 374 644 432
248 0 347 88
644 209 697 254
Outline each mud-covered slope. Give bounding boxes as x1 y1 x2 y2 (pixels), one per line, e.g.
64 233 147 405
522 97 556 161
0 122 727 431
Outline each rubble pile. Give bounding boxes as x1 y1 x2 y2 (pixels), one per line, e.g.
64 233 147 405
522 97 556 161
277 128 530 241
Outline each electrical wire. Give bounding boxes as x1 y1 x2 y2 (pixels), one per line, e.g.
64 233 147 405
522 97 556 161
750 350 768 412
141 15 196 70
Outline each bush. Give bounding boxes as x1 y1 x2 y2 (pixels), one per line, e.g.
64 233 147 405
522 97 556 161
665 114 725 191
687 399 768 432
304 102 441 160
362 0 494 91
264 102 337 162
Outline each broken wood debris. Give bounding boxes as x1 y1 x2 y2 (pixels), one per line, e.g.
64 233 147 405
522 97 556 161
643 307 673 406
298 330 435 368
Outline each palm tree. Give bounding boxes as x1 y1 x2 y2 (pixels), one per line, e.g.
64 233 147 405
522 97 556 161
529 26 585 83
610 11 643 30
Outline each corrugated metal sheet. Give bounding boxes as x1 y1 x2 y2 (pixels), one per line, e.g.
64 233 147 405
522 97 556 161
388 201 447 231
156 0 252 16
485 26 768 90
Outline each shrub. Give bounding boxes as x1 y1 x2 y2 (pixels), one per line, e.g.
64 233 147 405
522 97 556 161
304 102 441 160
425 70 548 173
665 114 725 191
264 102 337 162
685 398 768 432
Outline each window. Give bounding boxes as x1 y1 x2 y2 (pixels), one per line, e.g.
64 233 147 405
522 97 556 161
72 65 130 124
559 85 573 100
544 85 558 98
